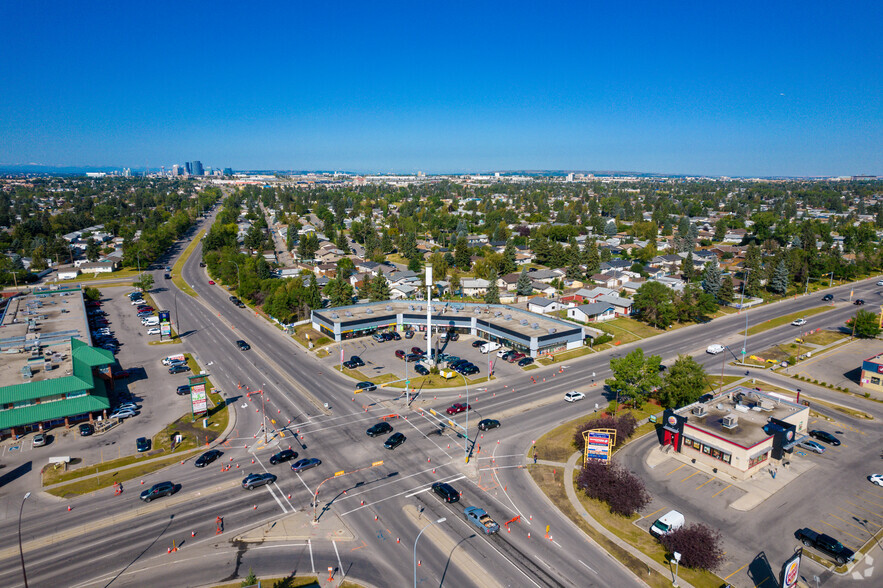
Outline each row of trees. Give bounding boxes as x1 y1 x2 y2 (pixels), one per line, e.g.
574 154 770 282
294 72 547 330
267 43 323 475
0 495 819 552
607 348 709 410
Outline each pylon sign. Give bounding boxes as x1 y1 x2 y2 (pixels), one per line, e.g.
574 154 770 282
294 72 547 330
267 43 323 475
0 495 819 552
583 428 616 464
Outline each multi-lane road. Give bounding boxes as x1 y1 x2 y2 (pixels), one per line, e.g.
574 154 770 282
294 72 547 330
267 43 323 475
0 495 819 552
2 214 882 587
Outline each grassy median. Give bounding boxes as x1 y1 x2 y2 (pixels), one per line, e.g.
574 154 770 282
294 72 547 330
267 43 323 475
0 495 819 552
171 228 205 297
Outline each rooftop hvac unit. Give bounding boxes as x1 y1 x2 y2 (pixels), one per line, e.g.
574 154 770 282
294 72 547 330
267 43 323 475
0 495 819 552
386 305 393 311
417 305 422 311
365 309 373 314
549 328 557 334
532 323 539 329
520 319 528 325
721 414 739 429
504 314 511 320
734 404 750 413
691 405 708 417
331 313 339 319
494 311 502 317
409 305 415 311
759 400 775 411
344 311 352 317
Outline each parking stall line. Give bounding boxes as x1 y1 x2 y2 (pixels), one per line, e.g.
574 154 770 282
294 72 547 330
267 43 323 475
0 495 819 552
828 513 873 534
666 464 687 476
711 484 733 498
695 477 714 490
841 501 883 522
857 494 883 510
641 506 667 521
821 521 863 548
680 470 702 483
722 562 749 581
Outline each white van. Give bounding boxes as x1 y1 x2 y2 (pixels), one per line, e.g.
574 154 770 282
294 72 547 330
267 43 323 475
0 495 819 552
650 510 685 538
480 342 502 354
141 316 160 326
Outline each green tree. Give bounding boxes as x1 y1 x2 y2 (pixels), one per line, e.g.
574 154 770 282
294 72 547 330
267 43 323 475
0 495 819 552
241 568 257 587
407 255 423 272
484 270 500 304
85 238 101 262
399 231 418 259
368 273 390 302
743 244 763 296
324 277 353 307
633 281 675 328
607 348 662 407
255 256 272 280
336 257 355 279
133 273 154 292
769 258 789 295
454 237 471 271
657 355 707 409
847 309 881 339
583 240 600 277
516 267 533 296
682 251 696 282
306 274 322 308
244 225 264 250
701 258 722 298
83 287 101 301
718 275 735 303
500 240 517 275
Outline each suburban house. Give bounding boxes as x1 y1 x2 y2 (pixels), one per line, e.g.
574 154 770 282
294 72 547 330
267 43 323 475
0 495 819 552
498 273 521 292
78 261 116 274
527 297 561 314
568 303 616 323
593 294 633 317
461 278 490 297
57 268 80 280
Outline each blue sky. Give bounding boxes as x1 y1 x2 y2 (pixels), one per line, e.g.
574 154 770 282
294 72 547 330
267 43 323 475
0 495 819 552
1 1 880 176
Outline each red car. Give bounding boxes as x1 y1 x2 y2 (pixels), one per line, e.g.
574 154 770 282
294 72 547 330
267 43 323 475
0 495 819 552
446 403 471 415
411 347 424 356
507 352 525 363
113 370 130 379
208 280 215 285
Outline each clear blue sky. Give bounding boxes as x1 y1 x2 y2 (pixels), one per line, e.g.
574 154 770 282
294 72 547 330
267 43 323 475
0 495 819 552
1 1 880 176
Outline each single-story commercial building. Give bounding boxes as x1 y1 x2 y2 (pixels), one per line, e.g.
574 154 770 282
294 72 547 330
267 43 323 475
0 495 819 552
312 300 586 357
860 352 883 393
658 386 809 480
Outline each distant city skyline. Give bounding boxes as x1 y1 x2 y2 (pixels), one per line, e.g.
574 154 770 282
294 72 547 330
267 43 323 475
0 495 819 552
1 1 880 177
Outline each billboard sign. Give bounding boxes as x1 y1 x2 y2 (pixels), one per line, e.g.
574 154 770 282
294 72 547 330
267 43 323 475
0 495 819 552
189 375 208 415
583 428 616 463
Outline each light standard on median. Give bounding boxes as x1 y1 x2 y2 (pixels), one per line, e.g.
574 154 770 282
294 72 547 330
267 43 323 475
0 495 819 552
18 491 31 588
739 267 753 363
671 551 681 587
414 517 446 588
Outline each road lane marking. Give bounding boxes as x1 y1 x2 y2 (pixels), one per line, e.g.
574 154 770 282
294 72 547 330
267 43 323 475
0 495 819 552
490 443 528 522
296 472 312 494
406 476 466 497
666 464 687 476
722 562 749 580
340 472 464 515
578 559 598 574
332 539 344 580
711 484 733 498
265 483 288 513
308 539 315 574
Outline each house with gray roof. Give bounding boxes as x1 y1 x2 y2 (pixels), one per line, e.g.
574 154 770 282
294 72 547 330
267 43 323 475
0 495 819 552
567 303 616 323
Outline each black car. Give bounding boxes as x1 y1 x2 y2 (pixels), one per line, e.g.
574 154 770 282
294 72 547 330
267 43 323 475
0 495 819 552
347 356 365 367
405 330 415 339
384 432 406 450
242 473 277 489
382 332 395 341
518 357 534 367
809 430 841 446
478 419 501 431
136 437 151 452
78 423 94 436
164 273 171 279
447 332 459 341
140 481 176 502
431 482 460 503
854 299 865 305
414 364 429 376
269 449 298 465
472 340 486 348
290 458 322 473
199 262 206 267
229 295 238 303
176 384 191 395
404 353 420 363
367 422 393 437
822 294 834 301
236 340 251 351
355 381 377 392
390 332 401 341
169 364 190 374
195 449 223 467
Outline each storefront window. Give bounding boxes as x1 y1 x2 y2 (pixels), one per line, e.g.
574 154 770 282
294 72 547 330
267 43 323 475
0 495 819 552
683 437 731 464
872 377 881 385
748 452 769 468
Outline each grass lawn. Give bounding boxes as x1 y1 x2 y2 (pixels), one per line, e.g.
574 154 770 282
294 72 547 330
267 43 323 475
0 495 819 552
538 346 593 365
70 268 143 283
44 452 201 497
210 577 322 588
747 379 873 420
605 317 663 339
293 324 332 349
170 228 205 297
802 330 850 345
746 305 833 336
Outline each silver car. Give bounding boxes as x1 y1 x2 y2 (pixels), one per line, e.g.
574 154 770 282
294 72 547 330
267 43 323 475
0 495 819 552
797 439 825 454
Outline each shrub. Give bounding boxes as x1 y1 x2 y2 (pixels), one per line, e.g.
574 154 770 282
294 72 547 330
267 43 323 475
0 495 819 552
573 412 638 451
661 523 725 571
577 459 650 517
593 334 614 346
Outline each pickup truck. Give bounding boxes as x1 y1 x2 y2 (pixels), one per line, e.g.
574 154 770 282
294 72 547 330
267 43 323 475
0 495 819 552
464 506 500 534
794 528 855 564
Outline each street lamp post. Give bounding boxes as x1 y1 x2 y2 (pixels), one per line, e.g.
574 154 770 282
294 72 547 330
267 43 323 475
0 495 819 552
740 268 753 362
414 517 446 588
18 491 31 588
671 551 681 587
461 373 471 464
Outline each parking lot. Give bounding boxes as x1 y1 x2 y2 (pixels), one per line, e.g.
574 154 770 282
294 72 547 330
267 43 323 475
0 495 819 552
332 331 531 387
620 406 883 587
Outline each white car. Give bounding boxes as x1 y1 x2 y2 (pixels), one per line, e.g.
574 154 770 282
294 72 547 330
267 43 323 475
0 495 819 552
146 327 161 335
117 402 140 411
130 298 146 306
496 348 510 358
869 474 883 486
706 344 725 355
877 281 883 286
565 391 586 403
109 409 136 420
791 318 807 326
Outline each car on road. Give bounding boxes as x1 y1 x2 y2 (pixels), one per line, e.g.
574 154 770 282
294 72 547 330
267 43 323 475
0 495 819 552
290 458 322 473
117 402 140 412
877 281 883 286
355 381 376 392
797 439 826 454
855 299 865 305
518 357 534 367
164 273 170 279
869 474 883 486
208 280 215 285
791 318 807 326
463 506 500 534
78 423 94 436
199 262 206 267
809 430 841 445
242 473 277 490
706 344 725 355
195 450 223 467
269 449 298 465
478 419 501 431
33 433 47 447
414 364 429 376
446 403 471 415
140 481 176 502
236 339 251 351
169 364 191 374
146 327 161 335
136 437 151 452
384 432 406 449
822 293 834 301
176 384 191 395
431 482 460 503
472 340 486 348
564 391 586 402
367 422 393 437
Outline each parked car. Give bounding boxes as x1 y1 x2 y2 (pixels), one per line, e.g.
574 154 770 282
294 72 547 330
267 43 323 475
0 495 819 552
405 353 420 362
869 474 883 486
355 381 377 392
797 439 825 454
33 433 47 447
431 482 460 503
236 340 251 351
146 327 161 335
411 346 424 355
564 391 586 402
117 402 140 411
208 280 215 285
195 449 223 467
169 364 190 374
78 423 94 436
822 293 834 301
877 281 883 286
269 449 298 465
809 430 841 445
389 332 401 341
795 528 855 564
176 384 191 395
446 403 471 415
136 437 151 452
414 364 429 376
384 432 406 449
395 349 406 360
367 422 393 437
791 318 807 326
242 473 277 489
140 481 176 502
518 357 534 367
346 356 365 367
478 419 501 431
290 458 322 473
109 409 136 420
372 333 385 342
472 340 486 348
650 510 685 538
405 330 414 339
130 298 146 306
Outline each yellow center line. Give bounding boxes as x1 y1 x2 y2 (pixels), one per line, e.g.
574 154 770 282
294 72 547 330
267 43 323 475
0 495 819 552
822 521 863 549
695 477 715 490
712 484 733 498
680 470 702 483
723 562 749 581
667 463 687 476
